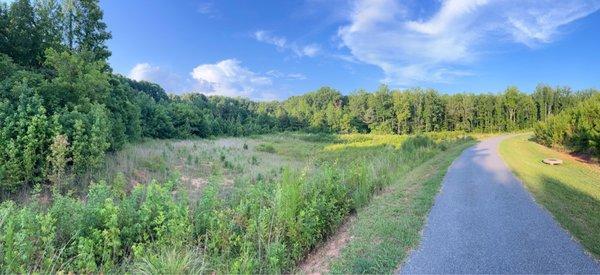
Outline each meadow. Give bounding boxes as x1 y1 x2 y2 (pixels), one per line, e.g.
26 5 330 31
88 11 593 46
0 132 473 273
2 0 599 273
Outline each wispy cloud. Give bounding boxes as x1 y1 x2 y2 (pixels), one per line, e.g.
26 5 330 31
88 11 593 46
197 1 220 18
266 70 307 80
338 0 600 85
254 30 321 57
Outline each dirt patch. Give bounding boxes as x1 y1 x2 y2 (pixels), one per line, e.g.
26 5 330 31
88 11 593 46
222 177 235 186
565 152 600 171
181 176 209 190
130 170 150 187
299 215 356 274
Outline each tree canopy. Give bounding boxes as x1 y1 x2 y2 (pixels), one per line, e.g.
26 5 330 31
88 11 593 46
0 0 597 192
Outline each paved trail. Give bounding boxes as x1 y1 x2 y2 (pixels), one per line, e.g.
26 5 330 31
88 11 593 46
400 136 600 274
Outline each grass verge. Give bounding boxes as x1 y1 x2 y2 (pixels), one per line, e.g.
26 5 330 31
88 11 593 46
327 139 475 273
499 134 600 258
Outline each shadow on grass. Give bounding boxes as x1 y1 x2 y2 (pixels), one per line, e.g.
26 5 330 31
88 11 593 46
539 174 600 258
295 132 341 143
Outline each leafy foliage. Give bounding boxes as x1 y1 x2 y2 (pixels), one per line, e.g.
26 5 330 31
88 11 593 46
0 134 473 273
0 0 595 192
0 180 193 273
0 1 597 273
534 94 600 158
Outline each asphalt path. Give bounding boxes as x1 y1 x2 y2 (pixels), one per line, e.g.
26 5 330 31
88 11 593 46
400 136 600 274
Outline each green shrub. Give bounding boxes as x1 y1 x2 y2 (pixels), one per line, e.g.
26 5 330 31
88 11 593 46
46 134 71 190
296 133 338 143
0 135 471 273
401 135 435 152
140 156 168 173
256 143 276 153
534 94 600 158
0 180 192 273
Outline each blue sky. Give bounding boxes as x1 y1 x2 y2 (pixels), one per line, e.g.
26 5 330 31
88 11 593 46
101 0 600 100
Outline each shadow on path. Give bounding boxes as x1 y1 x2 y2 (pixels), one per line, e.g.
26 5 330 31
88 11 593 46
400 136 600 274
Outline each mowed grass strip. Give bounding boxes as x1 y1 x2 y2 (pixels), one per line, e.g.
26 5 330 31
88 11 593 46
499 134 600 258
328 139 475 274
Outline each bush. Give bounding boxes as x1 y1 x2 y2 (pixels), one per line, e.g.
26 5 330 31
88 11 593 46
0 180 192 273
256 143 276 153
534 94 600 158
0 135 472 273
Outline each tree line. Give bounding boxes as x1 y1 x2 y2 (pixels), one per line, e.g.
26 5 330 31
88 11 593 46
534 94 600 158
1 0 598 192
278 85 595 135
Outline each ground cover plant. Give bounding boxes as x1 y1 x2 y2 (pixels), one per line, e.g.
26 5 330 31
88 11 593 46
499 134 600 257
0 133 473 273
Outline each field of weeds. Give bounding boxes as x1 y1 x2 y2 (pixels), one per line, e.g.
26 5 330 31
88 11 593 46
0 132 474 273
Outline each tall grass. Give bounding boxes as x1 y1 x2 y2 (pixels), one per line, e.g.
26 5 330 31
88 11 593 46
0 133 473 273
193 134 473 273
132 246 206 274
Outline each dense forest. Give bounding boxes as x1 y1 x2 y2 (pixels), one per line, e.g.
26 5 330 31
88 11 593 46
1 0 598 193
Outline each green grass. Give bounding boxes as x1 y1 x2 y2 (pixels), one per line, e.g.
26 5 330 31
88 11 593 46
1 132 477 273
499 134 600 258
328 139 475 274
131 246 206 274
79 135 323 203
255 143 277 153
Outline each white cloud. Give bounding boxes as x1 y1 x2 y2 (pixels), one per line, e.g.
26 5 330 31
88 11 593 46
338 0 600 85
129 63 158 80
191 59 274 99
266 70 307 80
197 1 220 18
129 63 190 92
128 59 303 100
298 44 321 57
504 1 600 46
254 30 288 50
287 73 308 80
253 30 321 57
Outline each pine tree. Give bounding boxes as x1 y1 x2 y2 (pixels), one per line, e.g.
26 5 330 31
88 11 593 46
74 0 111 62
5 0 43 67
0 4 10 54
60 0 74 50
34 0 64 53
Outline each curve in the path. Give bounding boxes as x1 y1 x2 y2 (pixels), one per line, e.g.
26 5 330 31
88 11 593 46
400 136 600 274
